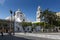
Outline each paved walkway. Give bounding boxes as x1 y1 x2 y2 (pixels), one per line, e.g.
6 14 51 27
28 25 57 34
15 33 60 40
0 33 60 40
0 35 30 40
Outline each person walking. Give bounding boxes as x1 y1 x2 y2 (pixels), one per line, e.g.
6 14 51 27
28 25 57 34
1 32 3 36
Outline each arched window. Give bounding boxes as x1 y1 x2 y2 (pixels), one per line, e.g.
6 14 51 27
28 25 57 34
23 19 25 22
20 15 22 17
17 27 19 31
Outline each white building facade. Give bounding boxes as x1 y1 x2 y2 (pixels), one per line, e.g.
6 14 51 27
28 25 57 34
5 6 43 32
6 9 27 22
36 6 42 22
6 9 29 32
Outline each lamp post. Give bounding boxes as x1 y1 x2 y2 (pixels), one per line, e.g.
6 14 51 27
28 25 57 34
13 12 15 35
9 10 13 35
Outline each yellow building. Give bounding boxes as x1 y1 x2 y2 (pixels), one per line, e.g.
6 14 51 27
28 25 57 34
56 12 60 17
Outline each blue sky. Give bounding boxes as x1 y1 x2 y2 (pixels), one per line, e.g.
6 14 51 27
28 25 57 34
0 0 60 22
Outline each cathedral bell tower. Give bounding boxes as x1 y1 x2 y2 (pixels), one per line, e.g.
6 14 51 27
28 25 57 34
36 6 42 22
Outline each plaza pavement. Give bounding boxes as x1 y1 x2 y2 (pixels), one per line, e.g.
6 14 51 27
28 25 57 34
0 33 60 40
0 34 31 40
15 32 60 40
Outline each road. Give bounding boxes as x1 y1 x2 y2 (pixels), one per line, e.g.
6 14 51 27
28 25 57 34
0 33 59 40
15 34 57 40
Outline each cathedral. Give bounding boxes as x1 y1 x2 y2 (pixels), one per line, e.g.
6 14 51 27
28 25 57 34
5 9 28 22
6 6 42 23
5 6 43 32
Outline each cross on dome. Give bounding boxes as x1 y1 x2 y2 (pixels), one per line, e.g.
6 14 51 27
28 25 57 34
18 9 20 11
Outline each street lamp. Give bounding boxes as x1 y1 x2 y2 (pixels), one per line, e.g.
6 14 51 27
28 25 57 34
9 10 13 35
13 11 15 35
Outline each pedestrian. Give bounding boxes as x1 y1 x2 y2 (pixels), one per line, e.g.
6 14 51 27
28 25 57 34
1 32 3 36
8 31 11 35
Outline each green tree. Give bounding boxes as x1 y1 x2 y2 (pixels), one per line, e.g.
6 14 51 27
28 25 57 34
42 9 57 28
21 22 32 31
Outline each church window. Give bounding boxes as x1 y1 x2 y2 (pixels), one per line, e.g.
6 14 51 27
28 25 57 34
20 15 22 17
17 27 19 31
23 19 25 22
40 12 42 13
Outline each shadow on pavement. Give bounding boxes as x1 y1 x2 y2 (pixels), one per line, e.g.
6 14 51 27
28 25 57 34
0 35 32 40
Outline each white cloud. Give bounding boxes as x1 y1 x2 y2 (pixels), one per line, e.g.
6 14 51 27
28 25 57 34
0 0 5 5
